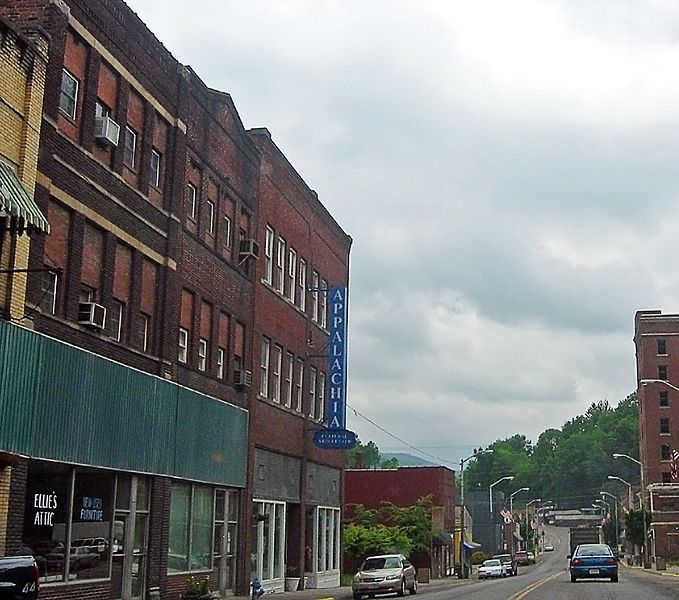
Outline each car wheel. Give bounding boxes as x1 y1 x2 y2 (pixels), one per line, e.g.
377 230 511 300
397 578 406 597
409 578 417 595
570 574 577 583
611 575 618 582
353 594 362 600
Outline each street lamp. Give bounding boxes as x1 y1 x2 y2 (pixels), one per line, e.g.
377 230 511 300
458 449 493 579
490 476 514 515
600 491 619 550
608 475 633 509
639 378 679 393
525 498 541 551
614 451 647 566
489 476 514 555
509 487 529 518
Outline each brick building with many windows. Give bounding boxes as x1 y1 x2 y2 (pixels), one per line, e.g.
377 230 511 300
0 0 351 599
634 310 679 561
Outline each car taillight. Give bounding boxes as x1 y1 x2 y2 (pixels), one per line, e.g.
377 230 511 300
33 560 40 592
605 558 616 565
571 559 582 565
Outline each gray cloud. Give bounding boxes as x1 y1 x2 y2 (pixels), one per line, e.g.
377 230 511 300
128 0 673 465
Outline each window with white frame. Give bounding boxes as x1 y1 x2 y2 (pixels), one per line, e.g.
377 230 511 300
140 314 149 352
251 500 286 581
206 200 215 235
224 216 232 249
59 69 79 119
320 279 328 328
108 300 124 341
298 259 307 312
39 271 58 315
296 359 304 412
150 149 162 187
311 271 319 322
271 345 282 403
187 183 197 220
287 248 297 303
284 352 294 408
178 327 189 363
275 236 286 294
264 226 274 284
198 338 208 371
217 347 225 379
314 507 340 572
123 126 137 169
309 367 317 419
317 371 326 423
260 337 270 397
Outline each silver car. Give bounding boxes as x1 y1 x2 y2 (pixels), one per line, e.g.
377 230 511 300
352 554 417 599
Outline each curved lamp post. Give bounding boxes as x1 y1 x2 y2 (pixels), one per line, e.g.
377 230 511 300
489 476 514 554
458 449 493 579
509 487 529 519
608 475 633 509
525 498 541 551
600 491 619 549
614 448 647 565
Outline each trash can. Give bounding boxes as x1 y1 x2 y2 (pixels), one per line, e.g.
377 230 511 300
417 567 430 583
656 557 666 571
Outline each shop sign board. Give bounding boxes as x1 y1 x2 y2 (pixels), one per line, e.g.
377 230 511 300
313 428 357 449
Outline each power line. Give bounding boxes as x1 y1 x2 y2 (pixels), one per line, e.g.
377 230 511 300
347 403 458 468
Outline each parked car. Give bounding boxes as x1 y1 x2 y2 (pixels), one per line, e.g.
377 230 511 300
352 554 417 600
568 543 618 583
544 544 554 552
493 554 517 576
527 552 535 564
478 559 506 579
514 551 530 566
0 555 39 599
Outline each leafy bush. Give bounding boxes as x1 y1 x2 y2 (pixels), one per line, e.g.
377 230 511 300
471 551 489 565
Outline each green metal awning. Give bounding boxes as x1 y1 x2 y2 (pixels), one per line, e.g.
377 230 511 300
0 161 49 234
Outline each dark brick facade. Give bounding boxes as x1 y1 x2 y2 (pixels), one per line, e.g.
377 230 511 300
0 0 352 596
634 310 679 560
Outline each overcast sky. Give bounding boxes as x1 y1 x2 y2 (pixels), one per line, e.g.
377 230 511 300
126 0 679 469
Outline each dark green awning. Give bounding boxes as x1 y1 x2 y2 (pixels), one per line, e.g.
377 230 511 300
0 161 49 234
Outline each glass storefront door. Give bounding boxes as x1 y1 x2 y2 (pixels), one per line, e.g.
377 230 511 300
112 475 150 600
213 489 238 595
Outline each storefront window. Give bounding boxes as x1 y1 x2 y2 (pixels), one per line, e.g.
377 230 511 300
314 507 340 574
252 500 286 582
191 486 213 570
70 467 114 580
168 484 190 572
168 483 214 573
22 461 114 583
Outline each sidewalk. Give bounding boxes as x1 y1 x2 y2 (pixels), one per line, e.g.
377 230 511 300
622 559 679 578
233 576 471 600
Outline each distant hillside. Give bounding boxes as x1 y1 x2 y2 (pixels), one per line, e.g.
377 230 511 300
381 452 437 467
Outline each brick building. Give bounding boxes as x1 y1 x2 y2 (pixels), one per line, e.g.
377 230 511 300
634 310 679 561
0 0 351 599
345 467 456 578
248 129 351 591
0 12 50 555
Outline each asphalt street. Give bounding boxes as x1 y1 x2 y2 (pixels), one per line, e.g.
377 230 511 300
253 526 679 600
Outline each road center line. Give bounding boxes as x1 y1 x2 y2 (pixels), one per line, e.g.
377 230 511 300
507 570 565 600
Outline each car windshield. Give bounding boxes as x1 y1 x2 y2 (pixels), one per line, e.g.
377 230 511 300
575 545 611 557
362 557 400 570
483 560 501 567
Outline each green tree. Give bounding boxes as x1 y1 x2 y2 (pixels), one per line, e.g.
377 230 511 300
625 507 650 548
346 440 381 468
344 523 413 559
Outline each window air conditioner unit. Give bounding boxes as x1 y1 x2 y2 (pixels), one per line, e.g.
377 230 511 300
77 302 107 330
238 239 260 261
234 370 252 388
94 116 120 147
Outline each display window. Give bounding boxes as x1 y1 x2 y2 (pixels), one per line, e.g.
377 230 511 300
22 461 114 583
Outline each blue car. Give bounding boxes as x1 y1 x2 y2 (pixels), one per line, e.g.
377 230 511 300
569 544 618 582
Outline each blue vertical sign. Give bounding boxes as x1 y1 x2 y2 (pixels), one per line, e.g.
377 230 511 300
326 286 348 429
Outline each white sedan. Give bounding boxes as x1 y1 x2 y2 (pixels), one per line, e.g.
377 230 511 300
478 559 507 579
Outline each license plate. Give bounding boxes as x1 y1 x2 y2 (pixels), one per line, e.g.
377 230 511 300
589 569 599 574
